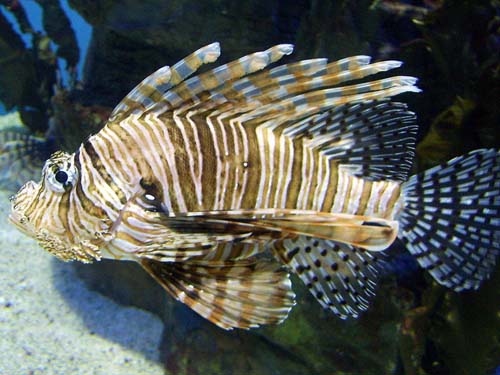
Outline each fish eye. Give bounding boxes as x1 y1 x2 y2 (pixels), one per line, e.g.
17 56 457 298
44 154 78 193
55 170 68 184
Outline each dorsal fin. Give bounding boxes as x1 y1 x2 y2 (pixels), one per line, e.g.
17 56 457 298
108 42 222 123
232 98 418 181
149 43 295 114
151 54 408 119
295 100 417 181
113 43 420 181
151 45 418 181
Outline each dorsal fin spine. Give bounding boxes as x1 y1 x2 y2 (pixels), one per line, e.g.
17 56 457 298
108 43 221 123
158 44 294 113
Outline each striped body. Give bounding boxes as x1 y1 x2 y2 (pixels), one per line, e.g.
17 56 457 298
74 111 401 260
113 112 401 217
10 43 498 330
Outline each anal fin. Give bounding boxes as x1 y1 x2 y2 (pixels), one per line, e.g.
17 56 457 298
273 236 384 319
140 258 295 330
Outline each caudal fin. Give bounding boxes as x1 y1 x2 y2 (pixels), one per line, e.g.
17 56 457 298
398 149 500 291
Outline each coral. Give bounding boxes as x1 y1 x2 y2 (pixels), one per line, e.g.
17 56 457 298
36 0 80 74
0 5 54 133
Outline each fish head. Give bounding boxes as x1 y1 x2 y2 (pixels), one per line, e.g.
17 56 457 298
9 150 100 263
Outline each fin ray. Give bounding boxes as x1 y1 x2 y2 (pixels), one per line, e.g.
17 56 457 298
109 42 222 122
273 237 383 319
398 149 500 290
154 44 294 113
140 258 295 329
170 209 399 251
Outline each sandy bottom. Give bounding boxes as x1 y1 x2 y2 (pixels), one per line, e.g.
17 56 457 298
0 189 165 375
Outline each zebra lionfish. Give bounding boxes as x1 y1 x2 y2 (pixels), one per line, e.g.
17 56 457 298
9 43 500 329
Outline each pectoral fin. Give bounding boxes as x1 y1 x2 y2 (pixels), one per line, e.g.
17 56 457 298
115 188 397 257
140 258 295 330
170 209 399 251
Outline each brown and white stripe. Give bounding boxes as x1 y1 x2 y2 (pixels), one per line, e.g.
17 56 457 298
10 43 420 329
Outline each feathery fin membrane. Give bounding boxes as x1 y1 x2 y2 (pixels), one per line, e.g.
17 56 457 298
273 237 383 319
140 258 295 330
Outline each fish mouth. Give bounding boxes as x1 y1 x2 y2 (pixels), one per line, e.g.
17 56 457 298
8 211 35 237
8 180 39 237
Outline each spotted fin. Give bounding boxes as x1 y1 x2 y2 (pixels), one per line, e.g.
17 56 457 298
140 258 295 329
291 100 417 181
273 237 383 319
398 149 500 291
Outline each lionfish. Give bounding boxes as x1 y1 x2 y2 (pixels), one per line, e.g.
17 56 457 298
9 43 499 329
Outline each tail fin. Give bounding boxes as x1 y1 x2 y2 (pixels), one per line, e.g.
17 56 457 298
398 149 500 291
